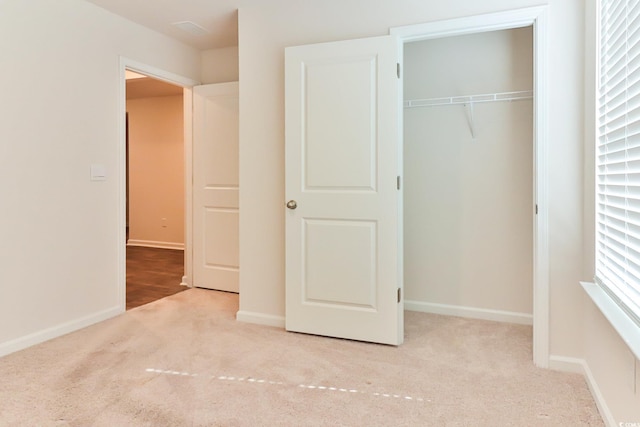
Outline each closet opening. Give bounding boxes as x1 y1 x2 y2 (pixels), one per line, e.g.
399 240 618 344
402 27 535 337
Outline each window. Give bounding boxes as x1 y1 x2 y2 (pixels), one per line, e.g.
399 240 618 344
596 0 640 327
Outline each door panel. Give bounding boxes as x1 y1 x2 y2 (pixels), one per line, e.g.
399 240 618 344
305 57 377 190
193 82 239 293
304 219 377 308
285 36 403 345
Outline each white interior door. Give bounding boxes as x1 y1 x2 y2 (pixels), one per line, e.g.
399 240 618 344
192 82 239 293
285 36 403 345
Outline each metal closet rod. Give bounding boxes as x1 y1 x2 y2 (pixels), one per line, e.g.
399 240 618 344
404 90 533 108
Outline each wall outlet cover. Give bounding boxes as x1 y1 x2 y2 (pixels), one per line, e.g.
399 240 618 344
90 164 107 181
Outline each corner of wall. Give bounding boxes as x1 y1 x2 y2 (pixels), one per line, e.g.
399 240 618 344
547 355 616 427
235 310 285 328
201 46 239 84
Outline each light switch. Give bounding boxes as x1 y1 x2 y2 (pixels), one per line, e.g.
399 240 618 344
90 164 107 181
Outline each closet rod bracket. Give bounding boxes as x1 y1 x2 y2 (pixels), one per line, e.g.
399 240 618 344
465 102 475 139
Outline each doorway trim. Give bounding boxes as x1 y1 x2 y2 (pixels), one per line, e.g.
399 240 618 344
117 57 200 311
391 5 550 368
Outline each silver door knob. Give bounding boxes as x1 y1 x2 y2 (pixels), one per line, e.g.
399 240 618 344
286 200 297 210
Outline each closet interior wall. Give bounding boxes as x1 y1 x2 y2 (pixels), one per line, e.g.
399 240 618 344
403 27 534 321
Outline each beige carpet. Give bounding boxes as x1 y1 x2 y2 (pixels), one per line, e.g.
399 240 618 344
0 289 602 426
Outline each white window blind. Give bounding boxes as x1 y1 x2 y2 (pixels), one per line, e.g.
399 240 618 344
597 0 640 326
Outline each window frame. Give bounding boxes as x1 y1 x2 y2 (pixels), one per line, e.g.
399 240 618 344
595 0 640 329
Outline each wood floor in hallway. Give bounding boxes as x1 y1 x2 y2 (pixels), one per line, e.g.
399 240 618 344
126 246 186 310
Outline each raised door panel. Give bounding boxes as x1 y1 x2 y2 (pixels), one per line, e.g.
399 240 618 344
304 219 377 308
304 58 377 191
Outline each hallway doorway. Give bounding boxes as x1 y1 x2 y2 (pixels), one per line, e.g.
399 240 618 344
125 70 186 309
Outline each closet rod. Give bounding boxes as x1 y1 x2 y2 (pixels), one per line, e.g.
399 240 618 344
404 90 533 108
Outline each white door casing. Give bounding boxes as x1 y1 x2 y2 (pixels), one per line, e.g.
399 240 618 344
192 82 239 293
285 36 403 345
119 57 199 309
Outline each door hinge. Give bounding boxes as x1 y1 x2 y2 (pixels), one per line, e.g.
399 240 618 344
396 63 401 79
535 204 538 215
397 176 401 190
397 288 401 303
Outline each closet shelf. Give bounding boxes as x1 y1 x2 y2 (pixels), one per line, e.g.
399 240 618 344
404 90 533 108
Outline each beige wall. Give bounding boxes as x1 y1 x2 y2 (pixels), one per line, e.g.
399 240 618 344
403 28 533 317
0 0 200 353
127 95 184 248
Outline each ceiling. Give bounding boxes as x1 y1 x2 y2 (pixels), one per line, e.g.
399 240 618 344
85 0 247 50
126 76 183 99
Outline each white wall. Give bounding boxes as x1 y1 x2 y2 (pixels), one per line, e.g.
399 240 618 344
403 29 533 318
127 95 185 248
0 0 200 354
238 0 585 357
201 46 239 84
583 303 640 423
403 28 533 98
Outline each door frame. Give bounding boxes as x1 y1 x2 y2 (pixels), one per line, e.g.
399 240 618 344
117 57 200 311
391 6 550 368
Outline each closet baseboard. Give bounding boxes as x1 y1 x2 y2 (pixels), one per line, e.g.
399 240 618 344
404 300 533 325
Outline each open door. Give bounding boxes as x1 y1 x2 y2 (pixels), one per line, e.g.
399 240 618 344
285 35 403 345
192 82 239 293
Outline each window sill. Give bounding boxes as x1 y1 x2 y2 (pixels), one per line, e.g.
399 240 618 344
581 281 640 361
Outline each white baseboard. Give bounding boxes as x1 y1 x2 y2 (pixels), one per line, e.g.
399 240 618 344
236 310 285 328
548 354 585 374
404 300 533 325
127 239 184 250
0 306 122 358
548 355 616 427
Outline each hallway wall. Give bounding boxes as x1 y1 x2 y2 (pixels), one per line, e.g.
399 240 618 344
127 95 185 249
